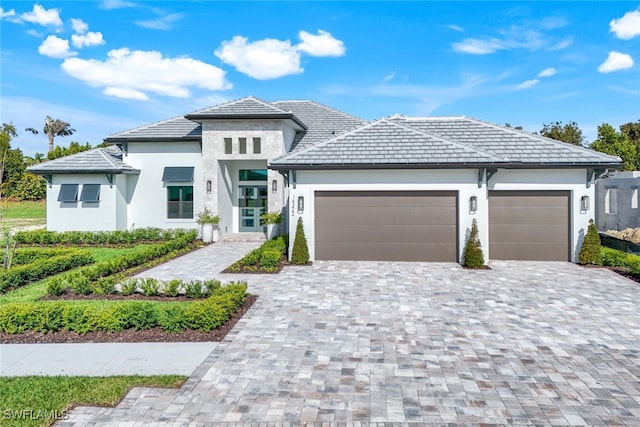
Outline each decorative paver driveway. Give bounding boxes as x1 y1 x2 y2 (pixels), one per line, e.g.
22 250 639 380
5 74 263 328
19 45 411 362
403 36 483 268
61 248 640 425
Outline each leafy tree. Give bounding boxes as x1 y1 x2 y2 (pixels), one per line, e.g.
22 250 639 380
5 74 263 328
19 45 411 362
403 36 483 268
2 148 26 197
0 123 18 200
540 121 584 146
578 220 601 265
291 217 310 265
13 173 46 200
25 115 75 153
590 124 638 171
463 219 485 268
47 141 91 160
504 123 523 130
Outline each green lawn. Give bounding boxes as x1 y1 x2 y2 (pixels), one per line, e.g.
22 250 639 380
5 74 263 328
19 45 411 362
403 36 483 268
0 375 186 427
0 201 46 219
86 245 153 262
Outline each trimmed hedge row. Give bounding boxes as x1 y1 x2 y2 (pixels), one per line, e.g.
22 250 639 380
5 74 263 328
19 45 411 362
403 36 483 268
0 282 248 334
227 237 287 273
42 231 197 290
601 247 640 275
12 247 77 266
0 250 94 293
13 228 195 246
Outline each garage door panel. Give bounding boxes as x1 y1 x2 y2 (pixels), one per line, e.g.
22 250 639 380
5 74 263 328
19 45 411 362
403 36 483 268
315 191 457 261
316 242 457 262
489 191 569 261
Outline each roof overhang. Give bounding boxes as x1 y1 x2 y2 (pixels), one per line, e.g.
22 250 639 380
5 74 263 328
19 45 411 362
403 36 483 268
268 161 623 171
184 113 307 131
103 136 201 143
27 169 141 175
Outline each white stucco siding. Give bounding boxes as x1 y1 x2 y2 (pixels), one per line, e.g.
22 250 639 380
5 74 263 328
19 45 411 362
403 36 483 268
124 142 202 230
290 169 482 263
489 168 592 262
46 174 120 232
290 168 592 263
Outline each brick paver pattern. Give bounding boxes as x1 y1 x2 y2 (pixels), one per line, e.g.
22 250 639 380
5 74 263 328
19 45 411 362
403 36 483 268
60 243 640 425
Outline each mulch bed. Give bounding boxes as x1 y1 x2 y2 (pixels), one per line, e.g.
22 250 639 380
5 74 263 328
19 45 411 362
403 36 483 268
0 295 258 344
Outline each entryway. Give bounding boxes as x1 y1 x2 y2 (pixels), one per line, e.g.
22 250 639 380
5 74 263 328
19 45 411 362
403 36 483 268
239 185 267 232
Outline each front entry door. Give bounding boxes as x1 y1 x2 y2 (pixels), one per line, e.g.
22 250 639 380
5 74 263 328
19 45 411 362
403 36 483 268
239 185 267 232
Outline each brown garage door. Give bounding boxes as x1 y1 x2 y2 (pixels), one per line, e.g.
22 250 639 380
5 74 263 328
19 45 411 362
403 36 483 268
489 190 570 261
315 191 457 261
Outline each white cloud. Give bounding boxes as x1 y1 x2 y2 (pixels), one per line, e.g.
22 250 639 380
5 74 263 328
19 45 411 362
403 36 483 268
297 30 345 57
452 38 506 54
549 37 573 51
100 0 136 10
21 4 63 27
447 24 464 32
61 48 231 100
70 18 89 34
136 13 183 30
38 35 76 58
26 29 43 38
610 9 640 40
516 79 539 90
215 36 302 80
537 67 556 78
381 72 396 83
0 7 16 19
598 51 634 73
71 32 105 48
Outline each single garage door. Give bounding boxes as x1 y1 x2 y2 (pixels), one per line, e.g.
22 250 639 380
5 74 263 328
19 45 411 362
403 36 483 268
489 190 570 261
315 191 457 261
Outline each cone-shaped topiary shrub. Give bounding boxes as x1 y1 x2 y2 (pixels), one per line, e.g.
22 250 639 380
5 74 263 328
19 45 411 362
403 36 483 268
291 217 310 265
463 219 485 268
579 219 601 265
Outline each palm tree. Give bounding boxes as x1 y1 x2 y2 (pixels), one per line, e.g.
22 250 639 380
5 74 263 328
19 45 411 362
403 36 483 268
25 116 75 153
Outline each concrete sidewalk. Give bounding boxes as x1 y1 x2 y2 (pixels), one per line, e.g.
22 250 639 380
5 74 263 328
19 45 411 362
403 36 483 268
0 342 218 376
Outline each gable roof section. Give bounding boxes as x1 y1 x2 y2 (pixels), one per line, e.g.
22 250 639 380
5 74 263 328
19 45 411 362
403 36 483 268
270 116 622 170
272 100 368 151
269 118 503 169
105 115 201 143
27 146 139 175
395 116 621 166
185 96 307 130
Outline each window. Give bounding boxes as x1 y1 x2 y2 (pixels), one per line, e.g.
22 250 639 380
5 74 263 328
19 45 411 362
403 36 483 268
167 186 193 219
605 187 617 214
632 188 638 210
239 169 267 181
253 137 261 154
239 137 247 154
224 138 232 154
57 184 78 202
80 184 100 202
162 167 194 182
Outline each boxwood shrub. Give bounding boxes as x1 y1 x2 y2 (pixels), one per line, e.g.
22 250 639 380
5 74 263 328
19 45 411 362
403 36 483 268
227 237 287 273
13 228 196 246
11 248 77 266
0 282 248 334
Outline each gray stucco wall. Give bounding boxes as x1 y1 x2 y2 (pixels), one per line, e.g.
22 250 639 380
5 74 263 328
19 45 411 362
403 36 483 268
596 171 640 230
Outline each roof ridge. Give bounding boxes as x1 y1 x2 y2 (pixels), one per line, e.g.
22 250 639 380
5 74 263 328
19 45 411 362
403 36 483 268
273 99 368 124
189 96 290 115
462 117 622 161
107 114 191 138
96 146 119 169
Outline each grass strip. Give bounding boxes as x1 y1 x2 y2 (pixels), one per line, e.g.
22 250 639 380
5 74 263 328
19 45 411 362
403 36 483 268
0 375 185 427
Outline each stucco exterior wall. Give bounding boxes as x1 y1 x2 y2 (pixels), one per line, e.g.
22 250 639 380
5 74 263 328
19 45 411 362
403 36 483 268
46 174 121 231
595 171 640 231
123 141 202 230
290 168 592 263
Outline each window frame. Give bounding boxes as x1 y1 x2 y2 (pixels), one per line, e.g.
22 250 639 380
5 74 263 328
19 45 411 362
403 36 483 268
167 185 194 219
224 137 232 154
239 137 247 154
57 184 79 203
253 137 261 154
79 184 101 203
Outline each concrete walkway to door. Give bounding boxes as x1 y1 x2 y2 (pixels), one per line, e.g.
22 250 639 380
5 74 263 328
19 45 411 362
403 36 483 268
59 258 640 425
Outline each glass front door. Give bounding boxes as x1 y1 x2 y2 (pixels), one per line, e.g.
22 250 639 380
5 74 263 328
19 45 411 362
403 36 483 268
239 185 267 232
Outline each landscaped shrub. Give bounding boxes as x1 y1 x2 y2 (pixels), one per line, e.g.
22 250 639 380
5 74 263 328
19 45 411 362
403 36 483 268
163 279 182 297
13 228 196 246
94 277 116 295
140 277 160 296
579 219 601 265
203 279 221 296
0 282 249 335
184 280 204 299
600 247 629 267
70 273 92 295
0 250 93 293
463 219 485 268
226 236 288 273
120 279 138 296
291 218 309 265
46 277 65 296
260 249 281 271
11 248 76 266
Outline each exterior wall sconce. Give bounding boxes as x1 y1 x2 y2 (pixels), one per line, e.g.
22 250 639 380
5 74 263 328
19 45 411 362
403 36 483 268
297 196 304 213
272 179 277 193
581 195 590 211
206 180 212 194
469 196 478 213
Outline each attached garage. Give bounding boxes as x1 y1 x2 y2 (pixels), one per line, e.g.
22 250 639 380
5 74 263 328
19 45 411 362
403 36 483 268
314 191 458 261
489 190 570 261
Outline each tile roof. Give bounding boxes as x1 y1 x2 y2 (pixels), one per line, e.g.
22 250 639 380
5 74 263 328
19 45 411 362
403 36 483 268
27 146 139 174
394 116 621 165
270 116 622 169
106 115 201 142
272 100 368 151
269 118 502 168
187 96 291 116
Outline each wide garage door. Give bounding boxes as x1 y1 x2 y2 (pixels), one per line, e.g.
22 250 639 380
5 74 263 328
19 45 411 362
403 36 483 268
315 191 457 261
489 190 570 261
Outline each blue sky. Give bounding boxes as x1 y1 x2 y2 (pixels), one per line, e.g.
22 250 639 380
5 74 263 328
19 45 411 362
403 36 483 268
1 1 639 156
